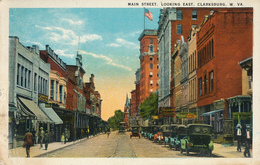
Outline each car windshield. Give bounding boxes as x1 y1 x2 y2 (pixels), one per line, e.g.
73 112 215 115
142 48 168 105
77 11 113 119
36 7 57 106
188 125 213 134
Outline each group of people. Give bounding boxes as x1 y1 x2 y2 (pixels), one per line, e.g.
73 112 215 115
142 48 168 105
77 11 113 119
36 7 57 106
236 124 252 157
23 127 68 158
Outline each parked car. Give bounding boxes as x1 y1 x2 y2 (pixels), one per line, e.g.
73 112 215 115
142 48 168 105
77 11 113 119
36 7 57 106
154 126 163 143
144 126 151 138
130 126 140 138
148 125 158 140
180 124 214 156
165 124 178 147
169 125 187 150
160 125 171 145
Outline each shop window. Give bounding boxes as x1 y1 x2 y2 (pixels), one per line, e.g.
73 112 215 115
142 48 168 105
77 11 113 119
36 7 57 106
56 81 59 101
17 64 20 85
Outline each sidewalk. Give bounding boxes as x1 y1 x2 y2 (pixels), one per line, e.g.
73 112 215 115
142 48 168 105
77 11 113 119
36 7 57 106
213 143 253 158
9 134 100 158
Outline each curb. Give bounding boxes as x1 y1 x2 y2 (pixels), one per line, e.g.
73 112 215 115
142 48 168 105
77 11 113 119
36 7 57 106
34 133 103 157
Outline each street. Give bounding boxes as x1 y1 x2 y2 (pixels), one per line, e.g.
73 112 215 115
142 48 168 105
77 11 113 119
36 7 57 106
39 131 249 158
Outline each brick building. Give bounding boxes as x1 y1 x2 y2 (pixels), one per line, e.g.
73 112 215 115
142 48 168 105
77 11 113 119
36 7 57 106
196 8 253 133
138 29 159 104
158 8 213 110
40 45 67 142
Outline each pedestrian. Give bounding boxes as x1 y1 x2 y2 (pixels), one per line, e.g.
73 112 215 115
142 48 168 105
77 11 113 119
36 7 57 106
107 131 111 137
44 130 50 150
31 129 36 146
244 125 251 157
64 128 69 144
61 133 65 144
50 129 54 143
23 129 33 158
39 127 45 149
236 124 242 152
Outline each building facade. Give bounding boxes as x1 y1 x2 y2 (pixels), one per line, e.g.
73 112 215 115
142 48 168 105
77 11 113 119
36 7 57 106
9 36 52 148
138 29 159 104
158 8 212 110
196 8 253 133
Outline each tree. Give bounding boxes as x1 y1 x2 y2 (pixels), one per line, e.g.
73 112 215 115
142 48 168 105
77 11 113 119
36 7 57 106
108 110 124 130
140 93 158 120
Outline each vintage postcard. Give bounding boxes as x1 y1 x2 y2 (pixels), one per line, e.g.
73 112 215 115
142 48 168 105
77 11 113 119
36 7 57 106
0 0 259 164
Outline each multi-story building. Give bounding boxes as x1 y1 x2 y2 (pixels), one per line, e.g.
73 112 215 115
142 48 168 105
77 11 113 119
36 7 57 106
9 36 52 148
172 42 182 123
40 45 67 142
158 8 212 110
138 29 159 104
180 37 189 114
188 26 200 122
196 8 253 133
65 51 89 140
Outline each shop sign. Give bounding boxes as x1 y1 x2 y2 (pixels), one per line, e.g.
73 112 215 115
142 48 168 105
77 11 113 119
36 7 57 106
39 94 48 102
159 107 174 118
177 112 197 119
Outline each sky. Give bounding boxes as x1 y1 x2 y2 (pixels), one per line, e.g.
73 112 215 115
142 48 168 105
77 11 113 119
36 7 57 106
9 8 161 121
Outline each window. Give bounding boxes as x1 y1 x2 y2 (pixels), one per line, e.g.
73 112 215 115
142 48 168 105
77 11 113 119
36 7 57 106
59 85 63 102
192 10 197 20
177 10 182 20
25 69 27 88
38 76 40 93
17 64 20 85
192 24 197 28
199 78 202 96
150 63 153 69
150 72 153 77
150 39 153 44
21 66 24 87
204 75 207 94
150 88 153 92
34 73 37 91
157 64 159 69
210 71 214 92
150 56 153 61
150 80 153 86
28 70 31 90
150 45 154 53
56 81 59 101
177 24 182 34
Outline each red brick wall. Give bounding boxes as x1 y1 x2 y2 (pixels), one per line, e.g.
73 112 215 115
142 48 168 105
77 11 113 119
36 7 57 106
197 9 253 107
140 34 159 103
130 90 136 117
40 50 66 77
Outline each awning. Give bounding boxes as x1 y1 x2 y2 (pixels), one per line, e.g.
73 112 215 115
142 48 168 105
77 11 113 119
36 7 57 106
202 109 224 116
39 103 63 125
18 97 53 123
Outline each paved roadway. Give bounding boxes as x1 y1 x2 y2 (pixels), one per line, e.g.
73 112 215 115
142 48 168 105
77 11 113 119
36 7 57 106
40 131 249 158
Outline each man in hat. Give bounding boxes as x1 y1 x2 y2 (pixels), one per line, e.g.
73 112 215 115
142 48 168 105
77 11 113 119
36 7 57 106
244 125 252 157
236 124 242 152
23 129 33 158
39 127 45 149
44 130 50 150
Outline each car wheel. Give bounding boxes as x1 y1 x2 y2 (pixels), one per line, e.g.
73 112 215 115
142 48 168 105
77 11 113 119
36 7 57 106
181 148 183 154
169 144 172 149
186 149 189 156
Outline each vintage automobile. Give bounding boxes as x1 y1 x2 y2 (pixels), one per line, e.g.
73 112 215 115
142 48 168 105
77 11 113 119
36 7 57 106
130 126 141 138
160 125 171 145
144 126 152 138
148 125 158 140
165 124 178 146
154 126 163 143
169 125 187 150
180 124 214 156
118 122 126 133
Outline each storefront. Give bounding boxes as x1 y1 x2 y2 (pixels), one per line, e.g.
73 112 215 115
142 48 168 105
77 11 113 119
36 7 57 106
202 109 224 133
